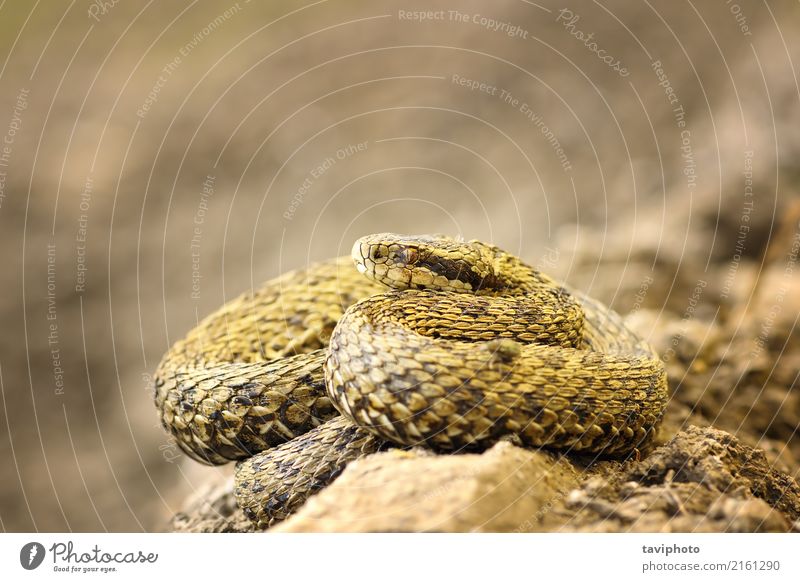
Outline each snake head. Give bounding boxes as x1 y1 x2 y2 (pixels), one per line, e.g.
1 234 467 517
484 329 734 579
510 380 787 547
352 233 498 292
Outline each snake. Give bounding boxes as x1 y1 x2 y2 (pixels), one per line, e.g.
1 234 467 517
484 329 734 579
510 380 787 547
154 233 668 528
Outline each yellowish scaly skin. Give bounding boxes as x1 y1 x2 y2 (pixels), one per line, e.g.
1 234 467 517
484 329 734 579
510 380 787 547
328 234 668 453
154 233 669 528
153 257 383 465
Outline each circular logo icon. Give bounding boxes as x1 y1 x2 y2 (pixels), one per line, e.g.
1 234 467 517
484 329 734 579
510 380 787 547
20 542 46 570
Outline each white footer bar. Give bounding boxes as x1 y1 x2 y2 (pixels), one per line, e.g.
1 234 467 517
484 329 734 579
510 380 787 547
1 533 796 581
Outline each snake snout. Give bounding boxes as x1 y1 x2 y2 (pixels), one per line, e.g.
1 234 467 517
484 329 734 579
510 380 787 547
352 234 425 288
352 239 388 279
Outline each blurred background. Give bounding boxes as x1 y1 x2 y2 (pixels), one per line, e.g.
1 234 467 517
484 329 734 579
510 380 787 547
0 0 798 531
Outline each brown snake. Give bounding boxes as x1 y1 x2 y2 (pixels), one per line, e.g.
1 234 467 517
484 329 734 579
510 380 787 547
154 233 668 527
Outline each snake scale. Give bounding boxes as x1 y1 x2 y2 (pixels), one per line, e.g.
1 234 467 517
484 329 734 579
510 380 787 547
154 233 668 527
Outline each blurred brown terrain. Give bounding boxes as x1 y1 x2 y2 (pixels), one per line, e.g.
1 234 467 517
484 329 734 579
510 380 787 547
0 0 798 531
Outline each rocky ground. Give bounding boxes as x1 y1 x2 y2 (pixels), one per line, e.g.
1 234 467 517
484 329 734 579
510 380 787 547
173 426 800 533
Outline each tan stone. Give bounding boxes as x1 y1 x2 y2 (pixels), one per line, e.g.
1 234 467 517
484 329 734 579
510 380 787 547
274 442 580 532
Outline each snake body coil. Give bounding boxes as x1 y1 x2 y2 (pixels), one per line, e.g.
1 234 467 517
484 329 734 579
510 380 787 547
154 234 668 527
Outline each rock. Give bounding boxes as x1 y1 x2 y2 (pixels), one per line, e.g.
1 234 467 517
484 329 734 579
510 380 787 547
561 426 799 532
170 479 255 533
170 426 800 532
274 443 581 532
626 307 800 470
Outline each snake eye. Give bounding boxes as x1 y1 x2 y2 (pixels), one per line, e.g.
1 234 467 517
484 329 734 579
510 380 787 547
394 247 418 265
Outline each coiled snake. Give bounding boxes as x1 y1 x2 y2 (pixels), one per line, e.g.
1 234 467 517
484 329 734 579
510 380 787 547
154 234 668 527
